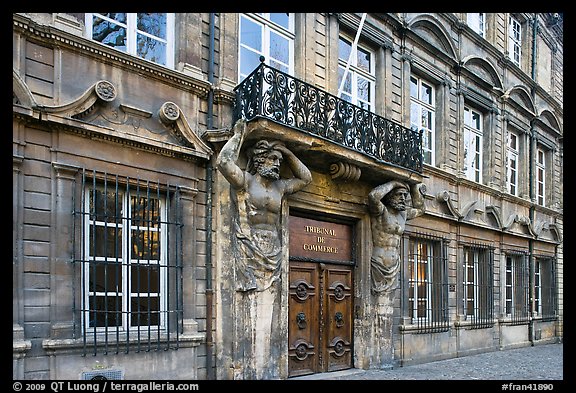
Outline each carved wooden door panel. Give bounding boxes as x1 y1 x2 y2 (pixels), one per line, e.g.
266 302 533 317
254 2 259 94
288 261 319 377
324 264 353 372
288 261 353 377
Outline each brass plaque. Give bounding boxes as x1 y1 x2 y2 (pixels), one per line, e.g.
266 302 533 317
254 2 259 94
289 216 352 262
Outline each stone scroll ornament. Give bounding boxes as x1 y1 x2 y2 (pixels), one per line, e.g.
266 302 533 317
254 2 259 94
216 120 312 291
368 180 426 293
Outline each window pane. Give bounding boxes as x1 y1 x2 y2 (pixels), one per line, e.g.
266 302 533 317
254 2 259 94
131 196 160 228
92 16 127 51
131 264 160 293
270 13 289 29
421 109 432 129
269 31 289 65
269 59 289 74
338 37 351 62
131 230 160 260
90 226 122 258
131 297 160 326
357 77 370 102
357 47 371 73
240 47 262 77
90 189 123 223
410 77 418 98
421 82 432 104
241 16 262 50
137 34 166 65
99 13 127 24
89 262 122 292
338 67 352 94
89 296 122 327
137 13 166 39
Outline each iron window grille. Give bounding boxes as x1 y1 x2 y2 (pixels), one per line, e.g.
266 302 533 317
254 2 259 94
461 243 495 329
405 232 450 333
73 169 184 355
504 251 530 325
534 255 557 321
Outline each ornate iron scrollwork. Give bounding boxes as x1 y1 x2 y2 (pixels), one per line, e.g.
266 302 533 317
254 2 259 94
233 63 423 173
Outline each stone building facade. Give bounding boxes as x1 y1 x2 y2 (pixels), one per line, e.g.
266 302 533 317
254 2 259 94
13 12 563 380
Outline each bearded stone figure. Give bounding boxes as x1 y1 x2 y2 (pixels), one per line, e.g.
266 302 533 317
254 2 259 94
369 180 426 293
217 120 312 291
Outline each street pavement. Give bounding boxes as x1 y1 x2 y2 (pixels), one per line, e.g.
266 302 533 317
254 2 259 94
290 342 564 382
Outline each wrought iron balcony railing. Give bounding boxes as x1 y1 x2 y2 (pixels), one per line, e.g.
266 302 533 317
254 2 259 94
233 62 423 173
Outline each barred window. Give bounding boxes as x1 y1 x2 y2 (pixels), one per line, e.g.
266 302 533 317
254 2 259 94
75 170 183 355
462 244 494 328
406 234 449 333
535 256 556 320
504 252 529 324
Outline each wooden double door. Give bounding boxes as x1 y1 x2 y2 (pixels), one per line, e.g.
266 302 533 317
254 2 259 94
288 260 354 377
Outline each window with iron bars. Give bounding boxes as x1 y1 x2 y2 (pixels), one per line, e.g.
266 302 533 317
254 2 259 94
534 255 557 321
405 233 449 333
73 170 184 355
461 243 494 328
504 251 530 325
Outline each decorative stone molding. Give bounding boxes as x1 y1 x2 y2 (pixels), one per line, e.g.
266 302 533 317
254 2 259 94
158 101 213 158
502 213 537 237
38 80 117 119
329 161 361 182
435 190 463 219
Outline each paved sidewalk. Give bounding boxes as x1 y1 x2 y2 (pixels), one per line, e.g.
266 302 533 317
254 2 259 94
290 342 563 381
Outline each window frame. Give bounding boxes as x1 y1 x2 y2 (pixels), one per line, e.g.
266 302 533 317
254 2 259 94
508 15 522 67
467 13 486 38
462 245 494 327
405 234 449 333
337 34 376 112
410 75 436 166
82 182 169 333
463 106 483 183
506 131 519 196
238 13 295 81
534 256 556 320
536 147 546 206
85 13 175 68
504 252 530 324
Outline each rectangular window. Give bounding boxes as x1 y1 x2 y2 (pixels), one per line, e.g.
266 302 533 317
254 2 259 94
536 148 546 206
76 171 183 355
535 256 556 320
467 13 486 37
239 13 294 81
505 252 529 324
86 13 175 68
508 16 522 66
463 106 483 183
407 234 449 333
506 131 519 196
410 75 436 165
337 36 375 111
462 245 494 328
